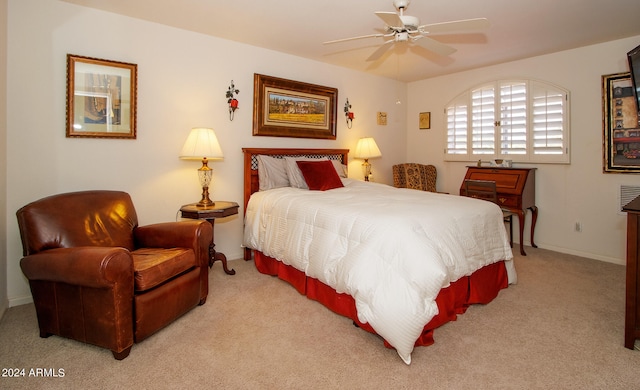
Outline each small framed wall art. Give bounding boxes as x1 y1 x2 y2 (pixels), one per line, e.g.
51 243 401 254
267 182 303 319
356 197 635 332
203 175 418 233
377 112 387 126
66 54 137 139
419 112 431 129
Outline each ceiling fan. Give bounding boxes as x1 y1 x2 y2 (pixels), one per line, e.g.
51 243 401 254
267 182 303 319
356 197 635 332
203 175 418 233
323 0 490 61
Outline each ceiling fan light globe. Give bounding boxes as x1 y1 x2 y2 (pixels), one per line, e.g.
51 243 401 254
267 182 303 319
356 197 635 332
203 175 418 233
400 15 419 30
396 32 409 42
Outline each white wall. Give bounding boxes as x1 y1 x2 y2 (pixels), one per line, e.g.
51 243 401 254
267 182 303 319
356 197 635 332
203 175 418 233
0 0 8 317
406 35 640 264
4 0 407 306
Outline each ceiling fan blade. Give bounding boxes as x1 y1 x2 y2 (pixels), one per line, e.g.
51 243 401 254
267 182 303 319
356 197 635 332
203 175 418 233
375 11 404 29
323 33 385 45
413 36 457 56
419 18 490 34
366 40 394 62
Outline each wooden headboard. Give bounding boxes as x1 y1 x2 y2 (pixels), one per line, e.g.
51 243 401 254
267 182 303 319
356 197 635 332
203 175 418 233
242 147 349 210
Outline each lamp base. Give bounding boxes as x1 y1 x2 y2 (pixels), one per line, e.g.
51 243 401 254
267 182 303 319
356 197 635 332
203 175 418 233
361 159 372 182
196 187 215 208
195 159 215 207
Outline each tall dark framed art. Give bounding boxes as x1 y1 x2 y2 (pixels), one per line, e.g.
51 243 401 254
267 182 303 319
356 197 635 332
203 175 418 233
603 72 640 173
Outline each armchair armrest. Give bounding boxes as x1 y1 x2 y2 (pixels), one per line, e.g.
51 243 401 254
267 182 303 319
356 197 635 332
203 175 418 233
20 247 133 288
134 220 212 255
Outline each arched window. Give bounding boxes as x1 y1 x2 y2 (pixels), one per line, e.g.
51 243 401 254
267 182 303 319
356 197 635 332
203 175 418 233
445 79 570 163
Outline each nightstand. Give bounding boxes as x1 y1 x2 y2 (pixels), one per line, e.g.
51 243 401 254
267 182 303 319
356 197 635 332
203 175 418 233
180 201 239 275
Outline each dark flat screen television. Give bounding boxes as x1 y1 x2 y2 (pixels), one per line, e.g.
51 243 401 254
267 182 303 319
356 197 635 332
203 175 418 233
628 44 640 126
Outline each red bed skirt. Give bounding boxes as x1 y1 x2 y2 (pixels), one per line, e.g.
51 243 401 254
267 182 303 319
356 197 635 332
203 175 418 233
253 251 509 349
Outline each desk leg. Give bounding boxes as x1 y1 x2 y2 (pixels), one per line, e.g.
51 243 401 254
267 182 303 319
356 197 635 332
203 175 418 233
517 210 527 256
206 219 236 275
529 206 538 248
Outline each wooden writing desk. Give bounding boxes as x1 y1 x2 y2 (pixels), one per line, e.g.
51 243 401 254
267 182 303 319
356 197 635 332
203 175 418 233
460 167 538 256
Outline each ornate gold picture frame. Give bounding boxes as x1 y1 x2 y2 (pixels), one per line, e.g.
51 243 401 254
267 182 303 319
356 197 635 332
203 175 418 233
66 54 137 139
252 74 337 139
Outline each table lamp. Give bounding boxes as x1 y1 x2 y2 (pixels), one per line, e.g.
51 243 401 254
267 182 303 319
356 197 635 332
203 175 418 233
179 127 224 207
354 137 382 181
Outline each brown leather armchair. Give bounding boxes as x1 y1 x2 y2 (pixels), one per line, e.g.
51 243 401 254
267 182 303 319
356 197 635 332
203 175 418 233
16 190 212 360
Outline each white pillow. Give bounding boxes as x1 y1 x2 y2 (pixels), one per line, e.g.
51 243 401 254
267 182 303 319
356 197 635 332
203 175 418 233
257 155 289 191
331 159 348 178
284 157 328 189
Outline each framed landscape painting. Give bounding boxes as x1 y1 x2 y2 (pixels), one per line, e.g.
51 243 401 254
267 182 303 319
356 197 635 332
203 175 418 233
252 74 337 139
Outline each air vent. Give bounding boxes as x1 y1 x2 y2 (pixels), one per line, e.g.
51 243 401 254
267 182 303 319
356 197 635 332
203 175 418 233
620 185 640 211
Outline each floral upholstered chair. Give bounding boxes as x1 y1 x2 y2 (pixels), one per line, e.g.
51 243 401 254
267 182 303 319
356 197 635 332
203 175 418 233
392 163 437 192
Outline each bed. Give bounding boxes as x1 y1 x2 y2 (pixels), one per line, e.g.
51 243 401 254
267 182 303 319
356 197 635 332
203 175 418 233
242 148 516 364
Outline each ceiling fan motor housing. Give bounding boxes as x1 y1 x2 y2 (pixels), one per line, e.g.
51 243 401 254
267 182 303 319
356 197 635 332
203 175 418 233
394 0 411 11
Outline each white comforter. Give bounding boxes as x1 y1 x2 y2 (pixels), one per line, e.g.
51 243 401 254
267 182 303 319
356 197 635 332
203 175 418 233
244 178 515 364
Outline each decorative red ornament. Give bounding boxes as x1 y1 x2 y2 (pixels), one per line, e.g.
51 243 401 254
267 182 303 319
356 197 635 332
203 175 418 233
226 80 240 121
344 98 354 128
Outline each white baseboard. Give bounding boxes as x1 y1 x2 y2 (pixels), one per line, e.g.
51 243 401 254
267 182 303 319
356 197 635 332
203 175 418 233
534 243 625 265
225 251 245 262
0 299 7 321
9 294 33 308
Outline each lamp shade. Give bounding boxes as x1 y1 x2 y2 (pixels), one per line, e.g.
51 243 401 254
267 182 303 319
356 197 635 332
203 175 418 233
179 127 224 160
354 137 382 159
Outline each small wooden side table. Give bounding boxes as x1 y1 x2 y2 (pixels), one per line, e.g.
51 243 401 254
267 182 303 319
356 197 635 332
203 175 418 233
180 201 239 275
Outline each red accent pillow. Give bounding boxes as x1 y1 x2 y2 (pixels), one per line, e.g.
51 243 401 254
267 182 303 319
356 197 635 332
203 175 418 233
296 160 344 191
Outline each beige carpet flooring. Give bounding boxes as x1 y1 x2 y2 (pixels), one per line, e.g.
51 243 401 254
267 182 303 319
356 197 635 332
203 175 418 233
1 247 640 389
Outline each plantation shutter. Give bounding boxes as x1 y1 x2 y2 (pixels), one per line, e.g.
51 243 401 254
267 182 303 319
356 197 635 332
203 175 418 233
499 81 527 155
444 78 569 163
446 100 468 155
532 82 566 155
471 86 495 154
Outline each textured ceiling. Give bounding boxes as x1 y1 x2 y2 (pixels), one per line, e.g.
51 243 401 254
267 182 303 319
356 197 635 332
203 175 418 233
62 0 640 82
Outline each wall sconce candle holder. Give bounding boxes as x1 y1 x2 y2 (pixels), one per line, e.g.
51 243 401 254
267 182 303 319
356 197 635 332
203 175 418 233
344 98 354 129
226 80 240 121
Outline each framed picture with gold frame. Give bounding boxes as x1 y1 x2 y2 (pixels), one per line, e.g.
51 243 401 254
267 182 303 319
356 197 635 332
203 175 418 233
377 112 387 125
252 74 337 139
66 54 137 139
419 112 431 129
603 72 640 173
